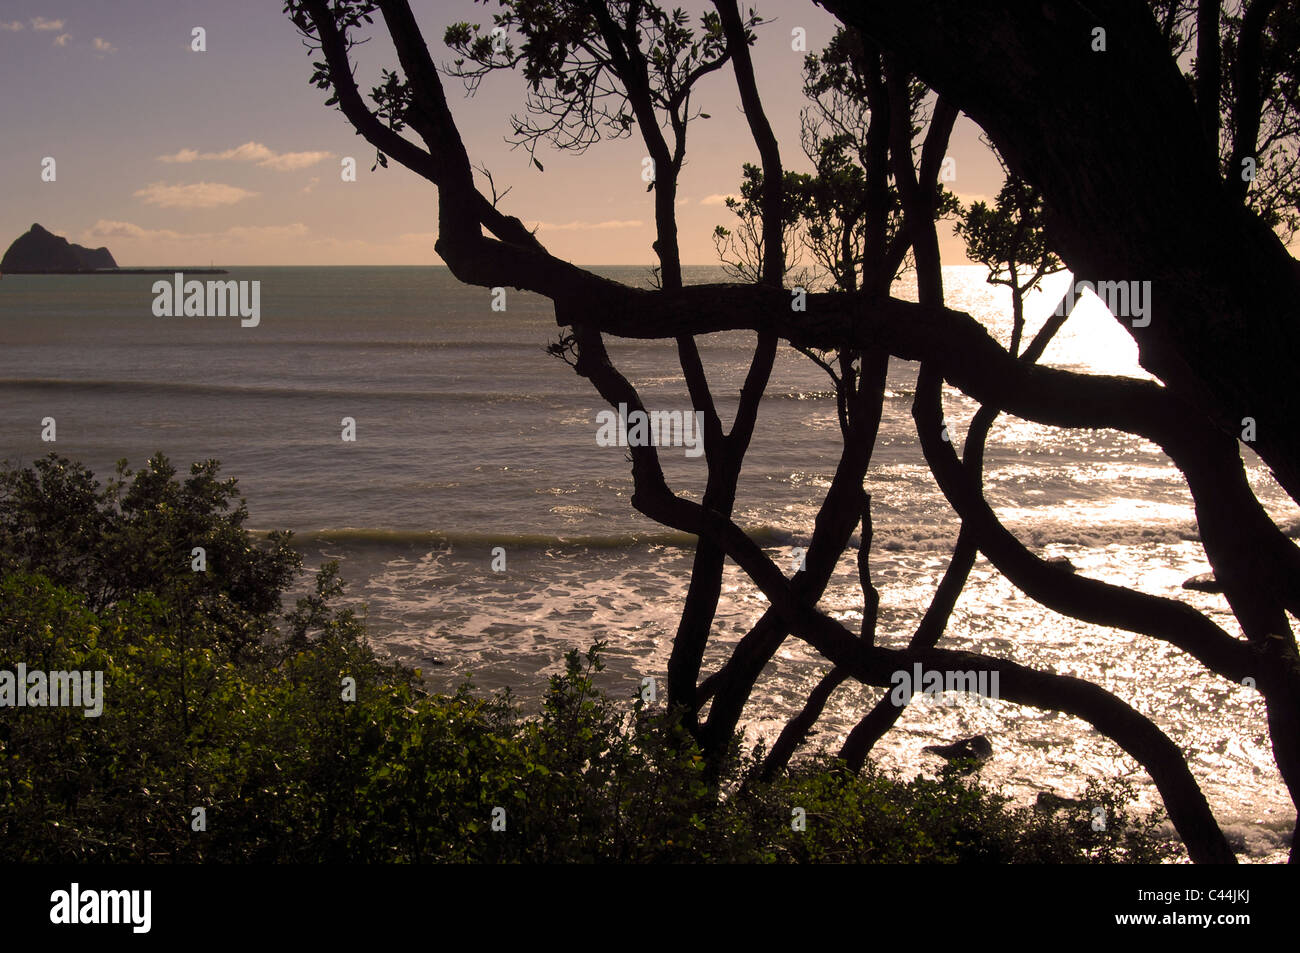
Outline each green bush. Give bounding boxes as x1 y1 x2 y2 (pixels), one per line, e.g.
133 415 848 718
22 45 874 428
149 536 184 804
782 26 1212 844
0 453 299 659
0 454 1179 863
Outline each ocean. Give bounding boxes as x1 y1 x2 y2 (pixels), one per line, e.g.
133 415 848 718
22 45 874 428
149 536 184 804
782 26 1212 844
2 263 1296 860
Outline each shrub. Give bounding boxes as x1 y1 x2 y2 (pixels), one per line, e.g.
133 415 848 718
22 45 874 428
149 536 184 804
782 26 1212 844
0 455 1179 863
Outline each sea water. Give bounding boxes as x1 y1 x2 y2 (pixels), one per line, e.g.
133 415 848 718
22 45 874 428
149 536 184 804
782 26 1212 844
2 264 1296 860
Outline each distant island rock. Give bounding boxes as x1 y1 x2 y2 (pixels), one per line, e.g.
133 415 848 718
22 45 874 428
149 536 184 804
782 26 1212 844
0 224 226 275
1 223 117 273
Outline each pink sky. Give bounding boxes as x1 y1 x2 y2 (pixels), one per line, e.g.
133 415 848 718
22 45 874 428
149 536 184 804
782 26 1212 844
4 1 1256 267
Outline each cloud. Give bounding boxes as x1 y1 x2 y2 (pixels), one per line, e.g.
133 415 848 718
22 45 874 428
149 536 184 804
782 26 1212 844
134 181 258 209
52 33 71 47
91 37 116 53
160 142 272 163
259 151 332 171
31 17 65 31
224 224 310 241
158 141 332 171
301 176 322 194
157 148 200 163
530 219 644 231
84 220 185 242
700 194 738 206
84 220 310 244
0 21 24 32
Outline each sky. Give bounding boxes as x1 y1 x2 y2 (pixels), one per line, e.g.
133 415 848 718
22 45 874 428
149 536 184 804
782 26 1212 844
0 0 1011 266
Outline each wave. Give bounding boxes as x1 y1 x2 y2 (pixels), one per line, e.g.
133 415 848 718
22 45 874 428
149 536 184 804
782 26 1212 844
866 520 1203 551
267 524 791 551
162 339 556 352
266 520 1211 557
0 377 822 406
769 389 835 401
0 377 573 404
0 377 858 409
765 388 915 401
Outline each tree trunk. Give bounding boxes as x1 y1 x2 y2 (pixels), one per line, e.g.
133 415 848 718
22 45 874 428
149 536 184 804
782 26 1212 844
821 0 1300 505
